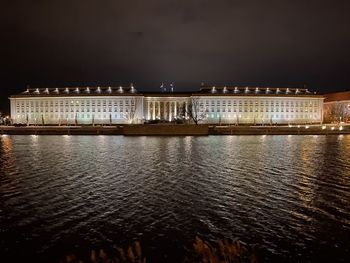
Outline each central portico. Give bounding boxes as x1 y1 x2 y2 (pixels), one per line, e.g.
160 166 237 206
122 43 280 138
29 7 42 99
144 95 189 121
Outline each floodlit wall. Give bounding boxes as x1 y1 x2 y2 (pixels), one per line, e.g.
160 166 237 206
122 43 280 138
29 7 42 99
195 96 323 124
10 96 144 125
10 87 324 125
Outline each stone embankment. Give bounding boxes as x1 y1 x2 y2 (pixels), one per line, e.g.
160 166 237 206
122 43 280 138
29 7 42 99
0 124 349 136
210 124 350 135
0 126 123 135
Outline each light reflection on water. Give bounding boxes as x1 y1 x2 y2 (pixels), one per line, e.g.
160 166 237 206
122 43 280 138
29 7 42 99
0 135 350 262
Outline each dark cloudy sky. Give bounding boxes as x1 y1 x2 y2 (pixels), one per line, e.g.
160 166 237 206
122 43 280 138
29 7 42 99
1 0 350 112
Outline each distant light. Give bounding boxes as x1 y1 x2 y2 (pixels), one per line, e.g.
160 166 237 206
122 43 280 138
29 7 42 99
322 125 326 130
305 125 309 129
339 126 343 131
331 127 335 130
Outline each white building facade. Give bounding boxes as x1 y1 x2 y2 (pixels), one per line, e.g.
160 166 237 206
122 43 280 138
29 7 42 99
10 86 324 125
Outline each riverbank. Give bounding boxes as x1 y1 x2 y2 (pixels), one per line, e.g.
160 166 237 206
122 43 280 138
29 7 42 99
211 124 350 135
0 124 349 136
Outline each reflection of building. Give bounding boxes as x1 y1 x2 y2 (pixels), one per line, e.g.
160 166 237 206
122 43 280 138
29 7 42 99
10 86 324 125
323 91 350 123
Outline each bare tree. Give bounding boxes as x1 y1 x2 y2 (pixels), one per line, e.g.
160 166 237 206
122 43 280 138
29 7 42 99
126 98 138 124
183 97 208 125
324 102 350 123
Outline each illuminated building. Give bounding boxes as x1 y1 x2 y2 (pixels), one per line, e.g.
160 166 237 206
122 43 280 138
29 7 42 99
323 91 350 123
10 86 324 125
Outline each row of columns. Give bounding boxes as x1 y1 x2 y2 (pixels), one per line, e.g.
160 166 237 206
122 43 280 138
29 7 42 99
147 101 188 121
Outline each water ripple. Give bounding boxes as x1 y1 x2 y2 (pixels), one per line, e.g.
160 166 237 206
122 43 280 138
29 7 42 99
1 135 350 262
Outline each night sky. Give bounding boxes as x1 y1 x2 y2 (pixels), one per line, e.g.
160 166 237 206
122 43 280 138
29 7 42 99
1 0 350 113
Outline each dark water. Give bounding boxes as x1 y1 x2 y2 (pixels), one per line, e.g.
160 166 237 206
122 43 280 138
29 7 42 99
0 135 350 262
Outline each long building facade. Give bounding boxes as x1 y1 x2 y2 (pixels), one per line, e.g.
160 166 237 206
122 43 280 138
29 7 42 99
10 86 324 125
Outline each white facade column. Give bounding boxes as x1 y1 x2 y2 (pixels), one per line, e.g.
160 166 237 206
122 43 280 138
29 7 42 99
10 99 15 123
147 101 150 120
157 101 160 118
169 102 172 121
174 102 177 117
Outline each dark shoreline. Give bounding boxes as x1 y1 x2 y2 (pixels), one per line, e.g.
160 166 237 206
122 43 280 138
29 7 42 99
1 124 349 136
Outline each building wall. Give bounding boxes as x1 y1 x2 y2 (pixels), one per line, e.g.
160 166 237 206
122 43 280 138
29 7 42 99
323 100 350 123
323 91 350 123
10 96 144 125
196 96 323 124
10 94 324 125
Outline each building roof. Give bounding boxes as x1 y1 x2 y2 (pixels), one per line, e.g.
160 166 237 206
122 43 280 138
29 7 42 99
323 91 350 103
196 86 318 96
10 86 323 98
11 86 142 98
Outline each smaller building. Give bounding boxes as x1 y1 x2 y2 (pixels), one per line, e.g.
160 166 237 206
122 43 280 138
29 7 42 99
323 91 350 123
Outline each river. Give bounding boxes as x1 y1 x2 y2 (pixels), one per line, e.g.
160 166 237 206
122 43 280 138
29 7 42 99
0 135 349 262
